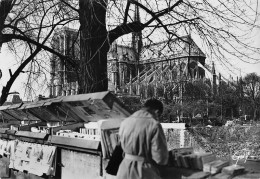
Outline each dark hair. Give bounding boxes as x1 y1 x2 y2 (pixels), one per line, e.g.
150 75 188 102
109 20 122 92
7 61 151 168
144 98 163 115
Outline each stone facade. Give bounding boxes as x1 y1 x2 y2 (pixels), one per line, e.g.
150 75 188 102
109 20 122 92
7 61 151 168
49 27 80 97
49 27 209 101
108 35 207 100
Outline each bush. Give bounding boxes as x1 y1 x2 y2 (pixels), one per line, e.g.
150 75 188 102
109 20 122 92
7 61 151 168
188 124 260 158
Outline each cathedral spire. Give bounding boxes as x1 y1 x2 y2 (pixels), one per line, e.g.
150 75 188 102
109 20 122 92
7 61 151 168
132 2 143 95
212 62 217 98
132 2 142 60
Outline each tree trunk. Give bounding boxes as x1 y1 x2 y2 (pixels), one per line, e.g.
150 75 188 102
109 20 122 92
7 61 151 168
0 0 13 49
253 105 257 121
78 0 109 93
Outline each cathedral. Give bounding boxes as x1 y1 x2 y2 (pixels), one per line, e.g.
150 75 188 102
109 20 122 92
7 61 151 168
107 35 207 97
49 26 211 101
49 3 212 100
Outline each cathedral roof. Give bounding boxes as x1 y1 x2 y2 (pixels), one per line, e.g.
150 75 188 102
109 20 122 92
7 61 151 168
141 35 206 62
108 35 206 63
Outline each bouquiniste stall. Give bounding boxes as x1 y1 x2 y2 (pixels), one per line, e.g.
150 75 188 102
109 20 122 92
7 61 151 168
0 91 130 179
1 91 259 179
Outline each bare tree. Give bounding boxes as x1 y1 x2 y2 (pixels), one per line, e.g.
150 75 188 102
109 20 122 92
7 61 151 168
243 73 260 120
0 0 78 105
0 0 259 104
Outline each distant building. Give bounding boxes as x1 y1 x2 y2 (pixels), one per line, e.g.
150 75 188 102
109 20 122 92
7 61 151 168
49 26 212 101
48 2 214 100
49 27 80 97
107 35 207 100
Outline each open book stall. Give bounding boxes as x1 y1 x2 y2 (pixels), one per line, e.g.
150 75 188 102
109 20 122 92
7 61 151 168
0 91 130 179
1 91 259 179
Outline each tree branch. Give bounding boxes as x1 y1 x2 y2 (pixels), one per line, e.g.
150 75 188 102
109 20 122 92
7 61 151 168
108 0 187 44
0 0 14 48
1 33 78 67
123 0 131 24
0 47 41 105
60 0 79 13
108 21 144 44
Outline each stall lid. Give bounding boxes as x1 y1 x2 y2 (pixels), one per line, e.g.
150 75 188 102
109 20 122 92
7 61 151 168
18 102 46 122
20 96 63 109
13 96 76 123
0 110 18 121
7 103 41 121
42 96 64 106
7 103 23 110
21 100 46 109
0 105 21 121
61 91 130 122
42 97 84 123
0 91 130 123
0 105 10 111
18 108 42 121
4 103 25 121
49 135 100 150
20 97 65 122
15 131 48 140
17 101 46 122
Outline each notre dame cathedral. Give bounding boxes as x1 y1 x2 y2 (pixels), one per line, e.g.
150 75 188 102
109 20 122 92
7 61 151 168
49 4 215 100
49 26 214 101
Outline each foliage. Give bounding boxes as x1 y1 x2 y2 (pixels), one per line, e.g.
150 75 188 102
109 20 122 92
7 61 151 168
161 102 177 123
242 73 260 120
160 80 210 124
184 80 209 101
213 81 240 118
117 95 142 114
188 124 260 158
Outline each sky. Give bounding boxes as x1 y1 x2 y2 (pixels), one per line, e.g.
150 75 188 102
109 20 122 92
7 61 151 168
214 28 260 79
0 45 32 101
211 38 260 80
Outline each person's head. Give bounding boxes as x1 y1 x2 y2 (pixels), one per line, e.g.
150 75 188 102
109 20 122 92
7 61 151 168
144 98 163 119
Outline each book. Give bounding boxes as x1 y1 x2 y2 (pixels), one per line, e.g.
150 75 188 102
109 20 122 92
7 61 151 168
203 159 229 174
211 160 229 174
169 147 194 167
221 165 245 176
185 154 197 169
180 155 190 168
194 153 216 170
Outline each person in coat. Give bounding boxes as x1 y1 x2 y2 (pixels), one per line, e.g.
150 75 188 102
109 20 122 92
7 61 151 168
117 98 169 179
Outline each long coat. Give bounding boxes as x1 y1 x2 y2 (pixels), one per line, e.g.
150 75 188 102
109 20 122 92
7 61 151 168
117 109 169 179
